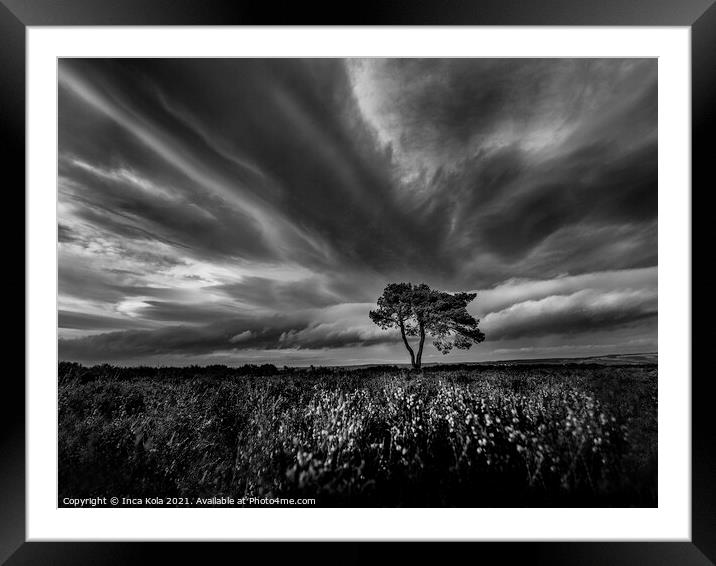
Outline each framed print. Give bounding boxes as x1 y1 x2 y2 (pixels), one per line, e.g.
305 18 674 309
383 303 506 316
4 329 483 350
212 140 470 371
5 0 711 564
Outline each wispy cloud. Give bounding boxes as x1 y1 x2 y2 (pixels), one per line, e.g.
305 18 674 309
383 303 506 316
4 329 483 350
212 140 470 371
58 58 657 364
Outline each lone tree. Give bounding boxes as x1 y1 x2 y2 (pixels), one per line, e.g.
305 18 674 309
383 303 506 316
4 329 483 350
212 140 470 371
369 282 485 370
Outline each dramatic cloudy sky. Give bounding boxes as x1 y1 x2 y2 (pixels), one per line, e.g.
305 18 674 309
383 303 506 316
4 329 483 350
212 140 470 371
57 58 657 366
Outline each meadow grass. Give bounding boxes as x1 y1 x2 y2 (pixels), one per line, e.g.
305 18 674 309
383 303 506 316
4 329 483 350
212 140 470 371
58 362 657 507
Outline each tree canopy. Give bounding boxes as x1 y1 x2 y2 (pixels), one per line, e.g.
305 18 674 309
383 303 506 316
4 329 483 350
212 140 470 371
369 282 485 370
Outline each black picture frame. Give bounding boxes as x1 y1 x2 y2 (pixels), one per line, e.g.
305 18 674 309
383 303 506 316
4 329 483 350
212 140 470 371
4 1 711 564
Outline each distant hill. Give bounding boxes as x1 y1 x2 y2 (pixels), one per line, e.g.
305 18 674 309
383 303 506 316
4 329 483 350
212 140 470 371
327 352 658 370
477 352 658 367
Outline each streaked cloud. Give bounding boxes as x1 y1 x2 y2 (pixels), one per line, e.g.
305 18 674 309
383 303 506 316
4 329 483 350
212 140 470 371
58 58 657 364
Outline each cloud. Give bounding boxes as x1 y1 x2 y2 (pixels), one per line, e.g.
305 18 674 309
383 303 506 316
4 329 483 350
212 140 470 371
473 267 656 315
350 58 657 282
57 58 658 364
278 321 400 350
59 59 657 289
58 307 400 362
58 310 157 331
229 330 254 343
481 288 657 340
58 267 656 362
213 276 347 310
468 267 657 342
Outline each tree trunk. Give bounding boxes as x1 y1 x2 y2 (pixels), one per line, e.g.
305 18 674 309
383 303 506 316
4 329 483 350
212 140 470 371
415 322 426 371
398 319 416 369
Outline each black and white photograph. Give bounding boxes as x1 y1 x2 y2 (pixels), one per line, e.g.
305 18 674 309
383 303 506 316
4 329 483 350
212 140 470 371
57 57 658 508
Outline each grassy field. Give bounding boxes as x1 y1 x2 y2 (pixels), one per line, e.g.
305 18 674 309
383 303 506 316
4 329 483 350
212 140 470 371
58 360 657 507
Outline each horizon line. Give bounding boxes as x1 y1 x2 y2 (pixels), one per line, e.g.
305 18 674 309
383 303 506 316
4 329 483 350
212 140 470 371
58 351 658 369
